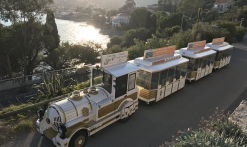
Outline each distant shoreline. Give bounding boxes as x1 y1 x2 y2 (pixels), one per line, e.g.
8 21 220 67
55 17 124 37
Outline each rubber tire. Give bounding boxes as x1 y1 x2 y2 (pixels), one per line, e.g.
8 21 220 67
69 130 87 147
120 114 131 123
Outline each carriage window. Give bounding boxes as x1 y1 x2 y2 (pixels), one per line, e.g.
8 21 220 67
115 74 128 98
137 70 151 89
216 51 222 61
194 59 200 70
210 54 216 64
159 69 168 87
180 63 188 77
201 57 207 68
175 66 181 80
188 58 194 72
151 72 160 89
128 73 136 91
167 67 175 83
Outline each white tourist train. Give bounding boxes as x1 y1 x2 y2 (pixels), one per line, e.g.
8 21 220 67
36 37 233 147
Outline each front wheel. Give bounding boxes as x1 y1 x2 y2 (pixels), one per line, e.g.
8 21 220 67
69 130 87 147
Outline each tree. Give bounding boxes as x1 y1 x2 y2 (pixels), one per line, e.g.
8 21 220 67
159 13 191 30
0 25 15 78
236 0 247 7
197 8 202 24
177 0 204 18
130 8 149 28
103 45 124 55
106 9 118 18
43 9 60 51
46 42 73 70
158 0 180 12
107 35 123 48
203 0 216 10
121 28 151 47
0 0 54 80
144 11 152 29
127 39 147 60
69 42 101 65
127 35 169 60
119 0 136 14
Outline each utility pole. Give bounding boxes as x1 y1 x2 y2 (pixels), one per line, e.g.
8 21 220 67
240 18 245 26
181 12 185 31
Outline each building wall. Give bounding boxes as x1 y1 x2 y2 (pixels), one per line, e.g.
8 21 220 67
111 16 130 27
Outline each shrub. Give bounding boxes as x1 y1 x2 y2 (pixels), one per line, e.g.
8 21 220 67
162 108 247 147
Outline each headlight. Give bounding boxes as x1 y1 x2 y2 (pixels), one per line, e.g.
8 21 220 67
59 124 67 139
37 109 44 120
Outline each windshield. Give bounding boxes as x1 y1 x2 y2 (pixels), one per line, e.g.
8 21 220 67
92 68 112 93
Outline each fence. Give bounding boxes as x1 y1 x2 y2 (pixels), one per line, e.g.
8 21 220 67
0 67 89 91
0 94 68 119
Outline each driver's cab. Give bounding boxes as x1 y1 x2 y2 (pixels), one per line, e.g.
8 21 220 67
90 51 140 120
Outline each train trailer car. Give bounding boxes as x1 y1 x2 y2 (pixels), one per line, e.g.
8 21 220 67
177 40 217 82
36 51 140 147
129 45 189 104
206 37 233 69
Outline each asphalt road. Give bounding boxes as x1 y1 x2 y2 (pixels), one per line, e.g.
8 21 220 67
6 46 247 147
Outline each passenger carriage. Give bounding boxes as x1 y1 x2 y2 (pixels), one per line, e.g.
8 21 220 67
206 37 233 69
177 40 217 82
129 45 189 104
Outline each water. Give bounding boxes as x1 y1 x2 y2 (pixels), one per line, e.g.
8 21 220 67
0 18 110 49
55 19 109 48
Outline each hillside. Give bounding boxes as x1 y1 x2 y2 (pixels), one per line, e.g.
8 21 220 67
87 0 158 8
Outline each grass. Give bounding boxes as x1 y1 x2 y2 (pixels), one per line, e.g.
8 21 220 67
0 112 37 145
13 119 34 132
0 79 93 145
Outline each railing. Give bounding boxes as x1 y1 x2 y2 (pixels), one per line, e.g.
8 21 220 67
0 94 68 119
0 66 89 91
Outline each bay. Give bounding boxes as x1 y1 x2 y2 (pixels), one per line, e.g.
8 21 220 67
0 18 110 49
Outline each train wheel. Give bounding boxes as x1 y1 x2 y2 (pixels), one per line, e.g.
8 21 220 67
69 130 87 147
120 114 131 123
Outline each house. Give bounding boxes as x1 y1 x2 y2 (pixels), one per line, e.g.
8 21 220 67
146 4 159 13
111 13 130 27
214 0 235 13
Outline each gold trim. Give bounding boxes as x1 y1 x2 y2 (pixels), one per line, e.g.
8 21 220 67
82 107 89 116
98 103 115 118
189 71 197 79
214 61 220 67
44 127 58 139
98 92 138 118
84 95 93 110
89 118 115 133
68 99 78 117
140 89 157 100
55 104 67 122
66 122 88 138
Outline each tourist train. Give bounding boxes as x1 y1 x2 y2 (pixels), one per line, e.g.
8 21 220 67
36 37 233 147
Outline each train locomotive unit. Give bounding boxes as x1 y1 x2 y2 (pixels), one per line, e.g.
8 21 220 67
206 37 233 69
36 51 140 147
129 45 189 104
177 40 217 82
